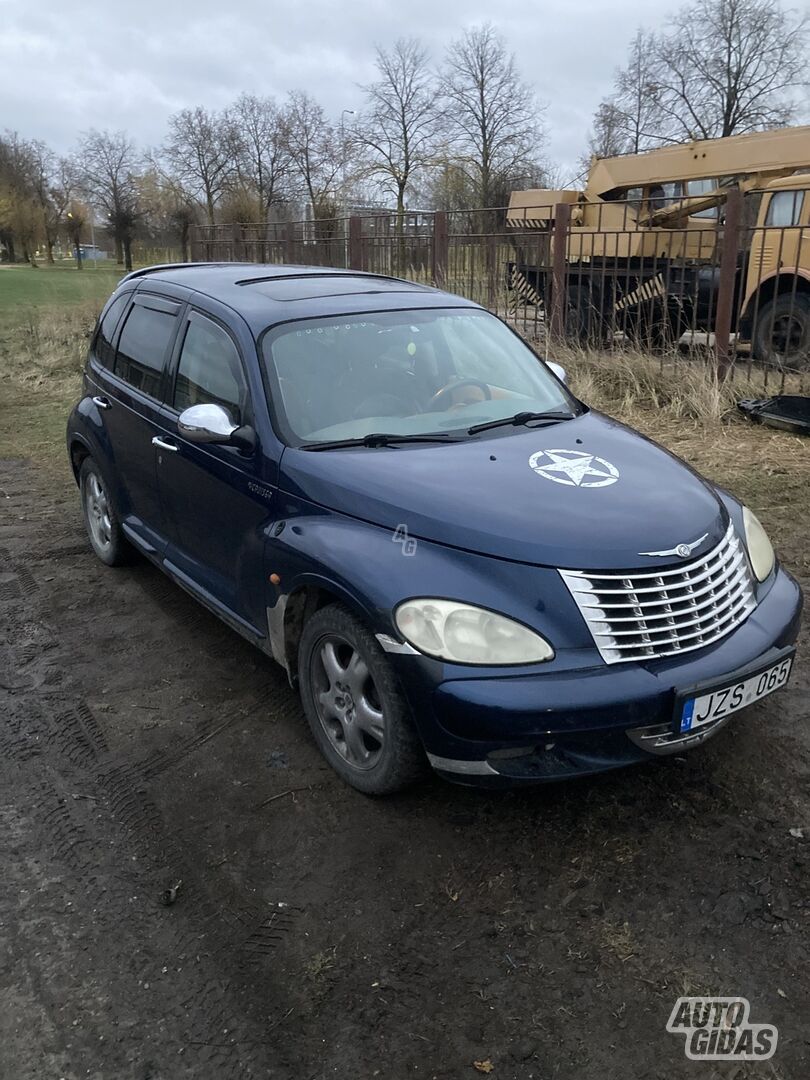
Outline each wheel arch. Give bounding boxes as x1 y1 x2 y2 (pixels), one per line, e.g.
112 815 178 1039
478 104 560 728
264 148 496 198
68 434 93 486
271 579 377 688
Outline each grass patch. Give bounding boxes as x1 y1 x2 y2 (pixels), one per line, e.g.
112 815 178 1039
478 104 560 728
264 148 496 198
0 273 107 474
0 264 122 333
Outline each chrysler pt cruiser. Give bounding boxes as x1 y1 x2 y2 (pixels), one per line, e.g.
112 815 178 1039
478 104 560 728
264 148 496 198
66 264 802 793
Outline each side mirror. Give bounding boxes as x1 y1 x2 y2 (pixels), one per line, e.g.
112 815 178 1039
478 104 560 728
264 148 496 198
547 361 567 384
178 403 239 444
177 403 256 452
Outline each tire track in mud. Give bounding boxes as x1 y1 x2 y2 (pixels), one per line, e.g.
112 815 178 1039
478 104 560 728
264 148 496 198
0 462 302 1078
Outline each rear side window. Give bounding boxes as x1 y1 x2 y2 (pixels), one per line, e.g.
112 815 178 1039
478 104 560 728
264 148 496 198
93 294 129 368
173 315 248 425
115 303 178 398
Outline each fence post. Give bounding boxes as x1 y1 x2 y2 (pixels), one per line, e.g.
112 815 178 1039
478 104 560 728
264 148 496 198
285 220 296 264
231 223 244 263
549 203 571 344
348 216 363 270
189 226 201 263
715 187 742 380
432 211 448 288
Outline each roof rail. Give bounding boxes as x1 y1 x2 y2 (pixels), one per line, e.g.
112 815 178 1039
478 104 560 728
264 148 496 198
117 262 233 287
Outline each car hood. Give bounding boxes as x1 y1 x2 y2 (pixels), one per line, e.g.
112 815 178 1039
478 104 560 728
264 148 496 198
279 411 729 570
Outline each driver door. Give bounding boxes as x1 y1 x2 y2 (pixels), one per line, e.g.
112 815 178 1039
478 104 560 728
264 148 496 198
156 309 272 636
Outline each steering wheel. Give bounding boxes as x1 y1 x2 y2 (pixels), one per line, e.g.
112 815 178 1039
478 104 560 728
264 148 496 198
428 377 492 412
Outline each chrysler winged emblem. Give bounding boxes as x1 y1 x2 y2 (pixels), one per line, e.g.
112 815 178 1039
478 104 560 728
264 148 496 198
638 533 709 559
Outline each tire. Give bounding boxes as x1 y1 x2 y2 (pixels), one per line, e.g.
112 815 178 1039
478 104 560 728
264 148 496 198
79 457 132 567
297 604 427 795
753 294 810 369
565 284 605 347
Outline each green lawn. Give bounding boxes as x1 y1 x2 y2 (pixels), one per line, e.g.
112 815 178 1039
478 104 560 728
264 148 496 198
0 263 123 329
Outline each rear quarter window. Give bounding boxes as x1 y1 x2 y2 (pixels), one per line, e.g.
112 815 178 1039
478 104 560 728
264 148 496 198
92 294 129 368
115 303 179 398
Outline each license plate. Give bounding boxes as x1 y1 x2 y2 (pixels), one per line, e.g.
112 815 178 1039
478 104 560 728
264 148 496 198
679 655 794 734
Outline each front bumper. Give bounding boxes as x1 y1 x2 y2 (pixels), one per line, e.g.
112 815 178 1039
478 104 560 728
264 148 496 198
400 566 802 786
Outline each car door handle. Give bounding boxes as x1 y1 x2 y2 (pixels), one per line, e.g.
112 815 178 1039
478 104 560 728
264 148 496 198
152 436 179 452
92 396 111 410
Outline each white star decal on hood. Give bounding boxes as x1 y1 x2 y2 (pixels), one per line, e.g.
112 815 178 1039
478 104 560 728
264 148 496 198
528 449 620 488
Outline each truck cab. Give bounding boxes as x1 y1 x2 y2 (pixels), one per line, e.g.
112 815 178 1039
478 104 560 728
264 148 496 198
742 176 810 363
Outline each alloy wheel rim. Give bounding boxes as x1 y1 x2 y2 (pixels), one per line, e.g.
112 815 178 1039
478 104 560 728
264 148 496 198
85 472 112 551
311 634 385 770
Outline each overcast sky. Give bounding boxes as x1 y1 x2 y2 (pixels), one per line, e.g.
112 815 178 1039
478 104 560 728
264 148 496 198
0 0 763 177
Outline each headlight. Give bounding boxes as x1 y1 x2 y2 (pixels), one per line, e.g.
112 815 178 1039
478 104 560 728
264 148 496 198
394 599 554 665
742 506 775 582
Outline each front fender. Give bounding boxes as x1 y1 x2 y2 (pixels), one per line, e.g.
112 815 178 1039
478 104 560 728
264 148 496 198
263 495 591 681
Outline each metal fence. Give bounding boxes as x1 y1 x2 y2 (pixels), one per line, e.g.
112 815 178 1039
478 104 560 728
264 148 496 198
190 196 810 390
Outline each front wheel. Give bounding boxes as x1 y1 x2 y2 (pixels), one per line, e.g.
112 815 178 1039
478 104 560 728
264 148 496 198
298 604 427 794
753 294 810 369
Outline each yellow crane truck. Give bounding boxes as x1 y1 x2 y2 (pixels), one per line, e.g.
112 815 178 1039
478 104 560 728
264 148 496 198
507 125 810 364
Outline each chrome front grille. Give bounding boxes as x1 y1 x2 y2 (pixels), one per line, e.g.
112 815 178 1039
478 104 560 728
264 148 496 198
559 523 757 664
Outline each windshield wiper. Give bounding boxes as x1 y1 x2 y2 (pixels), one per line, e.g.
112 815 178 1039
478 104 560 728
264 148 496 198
467 410 576 435
300 432 466 451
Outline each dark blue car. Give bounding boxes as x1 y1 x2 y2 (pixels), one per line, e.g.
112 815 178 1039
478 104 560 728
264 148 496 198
67 264 802 793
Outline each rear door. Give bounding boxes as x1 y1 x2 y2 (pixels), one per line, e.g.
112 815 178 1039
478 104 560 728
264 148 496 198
95 291 183 553
156 307 273 637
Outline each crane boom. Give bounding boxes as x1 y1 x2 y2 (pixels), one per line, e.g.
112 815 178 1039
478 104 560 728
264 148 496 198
586 125 810 200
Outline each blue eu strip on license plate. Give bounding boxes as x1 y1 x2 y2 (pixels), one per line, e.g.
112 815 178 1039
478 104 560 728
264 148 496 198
680 699 696 733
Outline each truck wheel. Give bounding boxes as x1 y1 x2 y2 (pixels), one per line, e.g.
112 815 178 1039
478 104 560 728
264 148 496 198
298 604 427 795
565 285 604 346
753 294 810 368
79 457 132 567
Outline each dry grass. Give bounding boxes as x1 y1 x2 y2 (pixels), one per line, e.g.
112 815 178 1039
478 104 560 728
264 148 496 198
4 300 99 393
556 344 803 423
0 300 99 471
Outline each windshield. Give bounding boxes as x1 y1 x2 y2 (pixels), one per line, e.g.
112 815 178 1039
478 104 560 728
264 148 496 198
261 308 577 444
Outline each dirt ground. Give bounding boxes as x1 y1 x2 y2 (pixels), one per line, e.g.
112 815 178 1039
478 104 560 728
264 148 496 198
1 446 809 1080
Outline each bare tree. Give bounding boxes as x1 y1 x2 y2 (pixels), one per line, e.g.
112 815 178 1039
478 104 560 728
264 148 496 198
614 31 672 152
357 39 442 221
65 198 87 269
587 102 634 161
655 0 808 140
0 132 42 265
164 107 234 226
47 157 77 262
284 91 347 222
76 129 142 270
586 30 673 170
227 93 291 220
440 24 544 208
138 167 200 261
26 140 62 263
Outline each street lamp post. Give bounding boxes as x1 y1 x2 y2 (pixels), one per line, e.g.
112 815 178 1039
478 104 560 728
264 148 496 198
339 108 355 268
340 109 355 212
67 211 82 270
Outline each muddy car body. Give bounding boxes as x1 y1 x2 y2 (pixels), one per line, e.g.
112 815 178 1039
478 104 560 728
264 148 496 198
67 264 802 793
